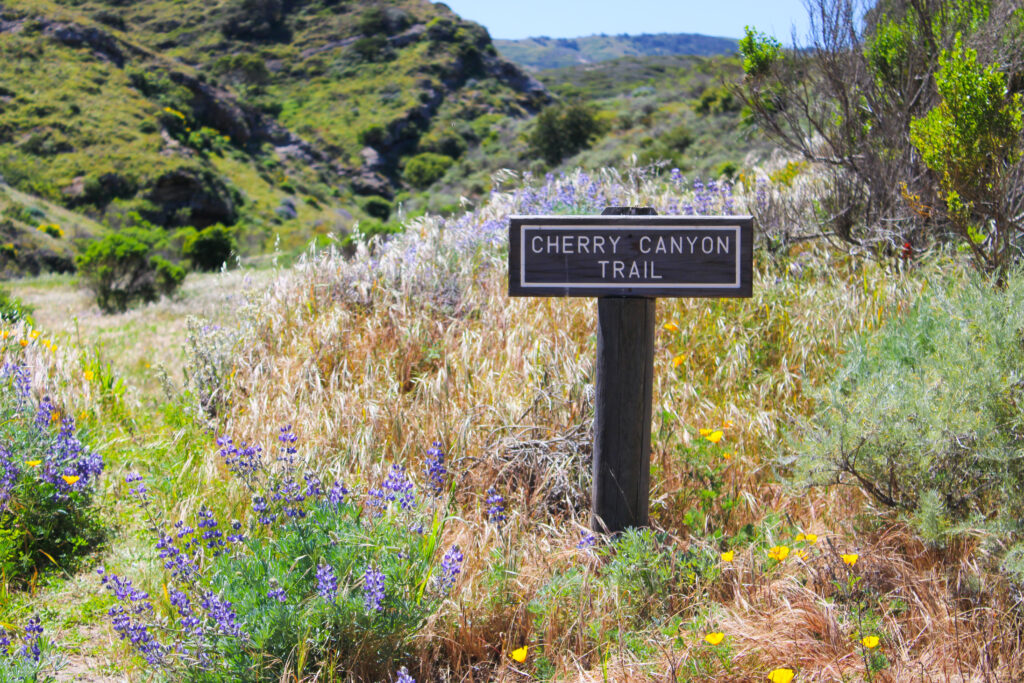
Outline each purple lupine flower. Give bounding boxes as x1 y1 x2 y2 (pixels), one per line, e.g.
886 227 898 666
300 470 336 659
217 437 262 477
436 545 463 595
34 396 58 429
370 464 415 512
200 591 244 638
0 631 9 656
326 480 348 506
363 566 385 613
168 588 201 633
266 584 287 603
397 666 415 683
670 167 684 187
197 507 225 555
0 447 19 510
1 362 31 403
20 615 42 662
277 424 298 464
227 520 245 543
316 562 338 603
125 471 148 501
577 530 597 549
486 487 506 527
108 605 165 665
424 441 447 496
304 473 324 499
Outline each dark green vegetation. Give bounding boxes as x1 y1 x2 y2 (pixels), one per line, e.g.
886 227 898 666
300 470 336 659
495 32 739 71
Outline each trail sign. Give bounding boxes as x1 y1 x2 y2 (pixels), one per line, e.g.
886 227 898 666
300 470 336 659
509 215 753 298
508 208 753 534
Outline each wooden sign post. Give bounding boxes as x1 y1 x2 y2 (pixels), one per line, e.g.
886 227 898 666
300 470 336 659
509 207 753 534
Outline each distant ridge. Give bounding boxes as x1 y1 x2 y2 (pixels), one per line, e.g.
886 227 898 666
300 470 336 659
495 32 738 71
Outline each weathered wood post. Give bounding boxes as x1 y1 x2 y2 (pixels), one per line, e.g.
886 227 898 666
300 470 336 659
508 208 752 535
592 206 656 532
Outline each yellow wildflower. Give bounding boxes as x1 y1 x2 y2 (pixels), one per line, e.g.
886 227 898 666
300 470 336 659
50 411 61 423
804 533 818 544
704 632 725 646
25 459 42 467
705 430 724 443
672 354 685 368
1 330 7 339
699 428 712 436
723 420 734 428
510 645 528 663
767 669 794 683
720 550 734 562
663 321 680 332
841 553 859 567
768 545 790 561
19 339 27 347
61 475 80 485
722 451 733 460
794 533 805 542
84 370 95 381
792 549 808 561
861 635 879 649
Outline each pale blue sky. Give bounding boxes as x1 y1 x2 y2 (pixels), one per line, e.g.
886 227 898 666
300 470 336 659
437 0 813 42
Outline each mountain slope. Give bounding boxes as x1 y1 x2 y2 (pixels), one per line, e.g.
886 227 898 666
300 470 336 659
495 32 738 71
0 0 548 271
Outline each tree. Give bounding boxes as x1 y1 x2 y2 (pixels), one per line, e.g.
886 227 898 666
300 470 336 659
528 101 603 166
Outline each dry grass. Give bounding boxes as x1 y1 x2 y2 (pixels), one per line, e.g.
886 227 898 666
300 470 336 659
5 166 1021 681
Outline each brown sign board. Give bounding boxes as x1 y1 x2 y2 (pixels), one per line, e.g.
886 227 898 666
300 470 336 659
508 215 753 298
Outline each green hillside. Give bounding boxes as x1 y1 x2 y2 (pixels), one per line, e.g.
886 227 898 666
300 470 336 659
495 32 739 71
0 0 548 269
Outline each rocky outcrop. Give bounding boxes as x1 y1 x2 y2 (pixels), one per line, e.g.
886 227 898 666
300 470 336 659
145 167 238 227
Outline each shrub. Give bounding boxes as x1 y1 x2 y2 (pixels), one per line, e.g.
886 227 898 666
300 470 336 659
402 153 454 188
360 196 392 221
0 365 105 584
102 433 458 680
183 224 236 272
75 230 186 313
791 267 1024 548
910 36 1024 273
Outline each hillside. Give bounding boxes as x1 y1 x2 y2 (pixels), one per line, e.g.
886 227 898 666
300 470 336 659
495 32 739 71
0 0 548 269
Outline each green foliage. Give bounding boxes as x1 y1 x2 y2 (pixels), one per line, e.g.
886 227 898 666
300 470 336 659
0 289 34 326
360 196 392 221
402 153 454 188
182 224 236 272
210 53 271 94
791 267 1024 547
738 26 781 78
910 35 1024 272
527 101 603 166
0 375 106 585
75 229 186 313
219 0 289 41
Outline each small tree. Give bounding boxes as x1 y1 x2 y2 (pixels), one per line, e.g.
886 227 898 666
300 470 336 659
910 36 1024 272
76 230 186 313
528 101 603 166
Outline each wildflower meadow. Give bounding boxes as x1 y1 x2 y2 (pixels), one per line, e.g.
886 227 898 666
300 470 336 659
3 162 1024 682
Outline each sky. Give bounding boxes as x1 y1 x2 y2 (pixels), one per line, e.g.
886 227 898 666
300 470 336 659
437 0 813 42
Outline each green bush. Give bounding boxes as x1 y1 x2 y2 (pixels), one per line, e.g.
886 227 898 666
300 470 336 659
402 153 454 188
360 196 392 221
910 35 1024 273
0 369 106 585
791 267 1024 548
183 224 236 271
75 230 186 313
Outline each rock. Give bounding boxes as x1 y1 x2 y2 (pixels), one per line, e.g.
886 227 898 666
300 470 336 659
359 146 384 170
275 197 298 220
146 167 237 227
62 175 86 199
351 171 393 199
